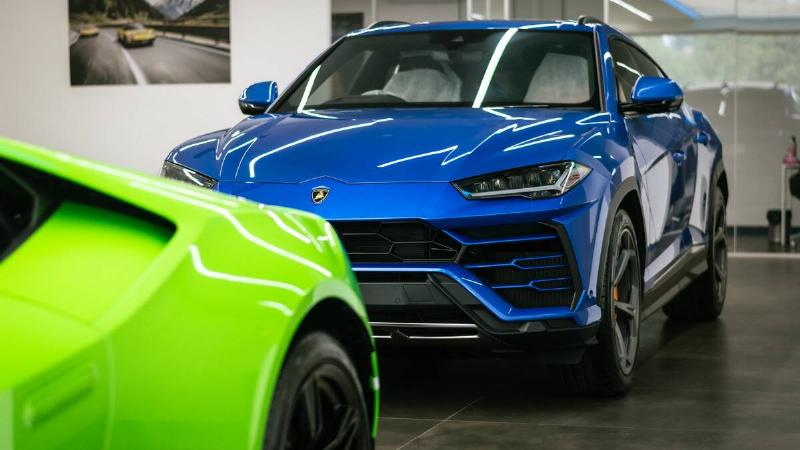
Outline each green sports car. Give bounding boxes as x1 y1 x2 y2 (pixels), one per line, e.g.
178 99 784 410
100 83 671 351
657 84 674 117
0 138 378 449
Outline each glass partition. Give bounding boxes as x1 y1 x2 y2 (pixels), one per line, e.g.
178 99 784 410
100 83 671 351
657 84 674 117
610 0 800 253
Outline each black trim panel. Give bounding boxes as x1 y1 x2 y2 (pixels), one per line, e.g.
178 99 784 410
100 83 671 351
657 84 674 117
0 157 176 263
642 244 708 318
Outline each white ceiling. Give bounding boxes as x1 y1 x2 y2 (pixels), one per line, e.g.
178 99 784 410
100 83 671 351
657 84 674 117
617 0 800 20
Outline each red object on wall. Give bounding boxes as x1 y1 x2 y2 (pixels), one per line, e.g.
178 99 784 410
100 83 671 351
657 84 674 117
786 136 798 165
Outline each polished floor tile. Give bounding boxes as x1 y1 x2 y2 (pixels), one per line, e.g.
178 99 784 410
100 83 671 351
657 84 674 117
376 419 439 450
398 421 800 450
376 258 800 449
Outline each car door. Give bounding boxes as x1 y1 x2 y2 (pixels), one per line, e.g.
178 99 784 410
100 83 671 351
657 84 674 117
609 39 697 268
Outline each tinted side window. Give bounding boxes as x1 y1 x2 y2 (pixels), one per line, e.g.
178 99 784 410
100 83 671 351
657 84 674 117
609 39 641 104
0 158 175 263
0 164 36 261
628 46 665 78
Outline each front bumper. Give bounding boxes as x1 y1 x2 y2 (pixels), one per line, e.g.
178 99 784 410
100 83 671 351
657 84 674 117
218 175 611 351
341 219 601 353
363 271 599 355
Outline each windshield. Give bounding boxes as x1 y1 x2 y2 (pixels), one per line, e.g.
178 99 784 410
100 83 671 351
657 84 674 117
275 29 599 112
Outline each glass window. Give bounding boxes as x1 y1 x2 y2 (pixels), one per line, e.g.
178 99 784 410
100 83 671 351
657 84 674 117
0 160 36 262
609 39 641 104
276 30 599 111
628 46 665 78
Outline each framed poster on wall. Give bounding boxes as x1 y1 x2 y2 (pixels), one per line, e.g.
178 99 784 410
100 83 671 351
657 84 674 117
68 0 230 85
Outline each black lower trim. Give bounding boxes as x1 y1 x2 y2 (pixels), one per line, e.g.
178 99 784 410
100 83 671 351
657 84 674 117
358 271 598 357
642 244 708 317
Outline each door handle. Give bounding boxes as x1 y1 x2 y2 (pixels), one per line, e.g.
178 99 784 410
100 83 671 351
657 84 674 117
672 150 686 164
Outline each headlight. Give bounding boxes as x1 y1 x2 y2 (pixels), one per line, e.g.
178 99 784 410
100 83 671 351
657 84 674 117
160 161 218 189
453 161 591 200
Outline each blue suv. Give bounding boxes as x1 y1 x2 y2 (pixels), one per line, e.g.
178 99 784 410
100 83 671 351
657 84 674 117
163 17 728 395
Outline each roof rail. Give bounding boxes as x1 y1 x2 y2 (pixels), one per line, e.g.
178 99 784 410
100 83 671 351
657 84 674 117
367 20 410 29
576 15 604 25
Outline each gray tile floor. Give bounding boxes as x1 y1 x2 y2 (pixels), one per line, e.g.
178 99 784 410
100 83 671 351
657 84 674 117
375 258 800 449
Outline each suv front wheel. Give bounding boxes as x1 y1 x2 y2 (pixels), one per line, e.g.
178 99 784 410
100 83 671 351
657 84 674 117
553 208 642 396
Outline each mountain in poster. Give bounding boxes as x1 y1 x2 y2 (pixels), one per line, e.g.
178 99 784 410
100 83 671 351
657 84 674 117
181 0 229 20
147 0 207 20
69 0 228 22
68 0 165 20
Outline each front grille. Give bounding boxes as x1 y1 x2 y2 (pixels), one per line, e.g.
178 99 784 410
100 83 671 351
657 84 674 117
468 261 571 286
331 221 461 263
356 271 429 283
368 305 473 324
335 220 577 310
459 240 564 264
460 231 576 309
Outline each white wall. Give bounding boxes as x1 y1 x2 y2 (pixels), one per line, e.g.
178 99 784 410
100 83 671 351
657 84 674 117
333 0 463 23
0 0 331 175
331 0 603 25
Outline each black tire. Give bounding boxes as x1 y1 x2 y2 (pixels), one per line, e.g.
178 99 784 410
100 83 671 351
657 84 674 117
554 209 642 396
663 186 727 321
263 332 371 450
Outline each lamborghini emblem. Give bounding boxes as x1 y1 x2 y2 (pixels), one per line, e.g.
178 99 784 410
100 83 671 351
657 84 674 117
311 186 330 205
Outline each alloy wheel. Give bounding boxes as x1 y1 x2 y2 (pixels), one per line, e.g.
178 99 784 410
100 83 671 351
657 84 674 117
610 227 641 376
285 364 367 450
712 199 728 304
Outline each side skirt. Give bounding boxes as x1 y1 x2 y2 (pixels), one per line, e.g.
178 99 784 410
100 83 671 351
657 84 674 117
642 244 707 318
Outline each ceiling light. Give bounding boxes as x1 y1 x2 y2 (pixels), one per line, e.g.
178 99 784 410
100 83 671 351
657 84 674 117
610 0 654 22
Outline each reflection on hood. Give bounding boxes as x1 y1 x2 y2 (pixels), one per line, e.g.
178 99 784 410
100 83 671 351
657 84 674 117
169 108 610 184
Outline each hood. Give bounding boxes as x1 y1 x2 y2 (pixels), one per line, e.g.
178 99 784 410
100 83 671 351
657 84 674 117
170 108 610 184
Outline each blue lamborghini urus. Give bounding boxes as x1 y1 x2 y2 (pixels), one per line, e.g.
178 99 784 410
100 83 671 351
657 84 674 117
163 17 728 395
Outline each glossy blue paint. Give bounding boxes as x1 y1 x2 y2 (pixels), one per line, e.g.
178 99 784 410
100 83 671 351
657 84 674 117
170 108 602 184
347 19 594 37
238 81 279 114
166 20 724 329
631 76 684 105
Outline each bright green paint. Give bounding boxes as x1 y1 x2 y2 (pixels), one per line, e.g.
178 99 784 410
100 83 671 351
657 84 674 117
0 138 378 449
0 202 172 324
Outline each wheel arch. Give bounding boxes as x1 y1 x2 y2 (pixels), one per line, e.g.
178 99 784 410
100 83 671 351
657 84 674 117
590 176 646 313
606 178 646 276
715 166 729 205
291 297 377 434
618 189 646 269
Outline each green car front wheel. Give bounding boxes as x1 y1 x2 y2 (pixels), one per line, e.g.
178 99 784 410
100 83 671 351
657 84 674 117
265 332 371 449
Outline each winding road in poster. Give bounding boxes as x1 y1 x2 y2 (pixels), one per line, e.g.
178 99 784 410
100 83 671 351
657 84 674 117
70 28 230 85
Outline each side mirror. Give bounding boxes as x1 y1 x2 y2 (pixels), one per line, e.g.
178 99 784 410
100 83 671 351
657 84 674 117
625 76 683 113
239 81 279 115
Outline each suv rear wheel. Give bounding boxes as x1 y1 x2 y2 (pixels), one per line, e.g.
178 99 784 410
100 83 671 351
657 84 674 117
663 185 727 320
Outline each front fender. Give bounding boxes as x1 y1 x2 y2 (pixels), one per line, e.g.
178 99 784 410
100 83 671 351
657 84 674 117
165 129 229 178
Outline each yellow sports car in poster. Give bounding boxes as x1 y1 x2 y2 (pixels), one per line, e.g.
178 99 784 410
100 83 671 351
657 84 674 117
117 23 156 47
78 24 99 37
